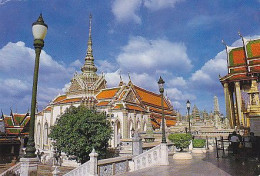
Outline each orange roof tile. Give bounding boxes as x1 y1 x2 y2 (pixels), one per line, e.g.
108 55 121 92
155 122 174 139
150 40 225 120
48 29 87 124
53 95 67 103
151 121 160 129
44 107 52 111
231 49 246 65
251 42 260 57
59 98 82 104
113 104 124 110
149 107 175 115
166 120 176 126
96 88 120 100
134 86 168 108
126 104 144 112
250 66 260 72
96 101 109 106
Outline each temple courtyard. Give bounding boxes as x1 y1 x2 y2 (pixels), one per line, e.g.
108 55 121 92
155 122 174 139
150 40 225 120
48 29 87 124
118 152 259 176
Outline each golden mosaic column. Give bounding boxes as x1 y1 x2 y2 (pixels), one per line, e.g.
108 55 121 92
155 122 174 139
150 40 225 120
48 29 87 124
224 83 235 128
235 82 243 127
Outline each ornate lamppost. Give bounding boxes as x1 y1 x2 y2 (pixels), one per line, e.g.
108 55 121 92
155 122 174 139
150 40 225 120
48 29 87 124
24 14 48 158
186 100 191 133
158 76 166 143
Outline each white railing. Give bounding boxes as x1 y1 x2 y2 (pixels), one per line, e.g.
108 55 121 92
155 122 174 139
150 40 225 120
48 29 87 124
64 160 90 176
63 148 98 176
132 143 169 171
0 162 21 176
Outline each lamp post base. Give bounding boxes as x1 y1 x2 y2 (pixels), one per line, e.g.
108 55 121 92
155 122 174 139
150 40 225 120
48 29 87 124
20 157 39 176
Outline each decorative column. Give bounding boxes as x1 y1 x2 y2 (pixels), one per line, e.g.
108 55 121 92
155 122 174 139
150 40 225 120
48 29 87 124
89 149 98 176
132 132 142 156
224 83 235 128
234 82 243 127
230 88 236 127
122 111 128 139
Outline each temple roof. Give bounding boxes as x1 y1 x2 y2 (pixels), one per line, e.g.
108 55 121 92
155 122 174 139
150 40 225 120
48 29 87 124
2 113 30 135
220 37 260 83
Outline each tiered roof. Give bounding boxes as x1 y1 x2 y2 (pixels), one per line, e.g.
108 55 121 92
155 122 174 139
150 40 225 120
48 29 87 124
220 37 260 83
2 112 30 135
95 82 176 129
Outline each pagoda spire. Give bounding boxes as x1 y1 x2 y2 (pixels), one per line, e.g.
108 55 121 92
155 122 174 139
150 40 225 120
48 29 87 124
87 13 93 59
81 13 97 74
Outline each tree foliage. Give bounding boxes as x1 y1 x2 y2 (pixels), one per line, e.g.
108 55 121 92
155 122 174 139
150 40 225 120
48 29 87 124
49 105 112 163
168 133 192 151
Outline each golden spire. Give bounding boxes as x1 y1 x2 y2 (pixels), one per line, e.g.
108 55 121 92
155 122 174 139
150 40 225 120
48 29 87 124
81 13 97 74
86 13 93 59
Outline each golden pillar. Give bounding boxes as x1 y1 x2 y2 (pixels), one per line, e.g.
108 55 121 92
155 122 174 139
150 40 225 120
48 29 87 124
224 83 235 128
234 82 243 127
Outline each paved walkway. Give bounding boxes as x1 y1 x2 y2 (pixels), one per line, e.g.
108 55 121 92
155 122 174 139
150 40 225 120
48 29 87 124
119 152 260 176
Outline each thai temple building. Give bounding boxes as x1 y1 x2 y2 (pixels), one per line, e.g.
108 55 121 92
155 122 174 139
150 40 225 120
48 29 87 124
0 111 30 163
219 35 260 136
34 15 176 163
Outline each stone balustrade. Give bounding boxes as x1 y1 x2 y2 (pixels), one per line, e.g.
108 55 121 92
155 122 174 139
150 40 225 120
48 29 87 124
0 162 21 176
98 155 132 176
132 143 169 171
64 149 98 176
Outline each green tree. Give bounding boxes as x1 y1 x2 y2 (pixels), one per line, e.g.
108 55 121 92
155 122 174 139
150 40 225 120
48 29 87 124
49 105 112 164
168 133 192 151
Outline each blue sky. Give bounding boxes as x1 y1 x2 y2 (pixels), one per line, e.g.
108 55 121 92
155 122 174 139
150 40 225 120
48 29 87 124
0 0 260 115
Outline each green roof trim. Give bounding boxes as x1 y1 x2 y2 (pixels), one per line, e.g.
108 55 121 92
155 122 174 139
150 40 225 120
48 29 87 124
6 118 13 126
246 39 260 58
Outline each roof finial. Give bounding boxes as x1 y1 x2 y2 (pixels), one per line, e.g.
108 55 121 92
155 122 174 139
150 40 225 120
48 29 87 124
128 72 132 83
119 70 124 86
222 39 230 70
10 107 13 116
238 31 243 38
221 39 227 48
1 109 3 119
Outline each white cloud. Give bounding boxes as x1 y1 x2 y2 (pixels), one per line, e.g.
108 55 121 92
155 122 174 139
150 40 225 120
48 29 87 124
112 0 142 24
0 0 22 5
96 60 118 73
0 41 76 113
168 77 187 88
166 87 196 102
112 0 184 23
144 0 184 11
116 36 192 73
70 59 82 68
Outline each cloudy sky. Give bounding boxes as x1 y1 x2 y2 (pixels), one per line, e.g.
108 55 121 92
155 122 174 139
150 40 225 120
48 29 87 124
0 0 259 115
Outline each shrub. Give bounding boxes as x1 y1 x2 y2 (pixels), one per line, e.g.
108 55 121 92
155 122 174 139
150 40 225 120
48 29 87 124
168 133 192 151
193 139 206 148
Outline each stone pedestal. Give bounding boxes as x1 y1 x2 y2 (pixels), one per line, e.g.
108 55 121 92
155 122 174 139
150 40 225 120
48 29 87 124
160 143 169 165
132 132 142 156
20 157 39 176
89 149 98 176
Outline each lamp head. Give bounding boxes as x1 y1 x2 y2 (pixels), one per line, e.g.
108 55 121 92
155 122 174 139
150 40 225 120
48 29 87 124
186 100 191 110
32 13 48 40
158 76 165 93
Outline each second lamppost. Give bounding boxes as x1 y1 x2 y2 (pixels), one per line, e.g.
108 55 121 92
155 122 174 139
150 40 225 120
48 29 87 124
24 14 48 158
158 76 166 143
186 100 191 133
